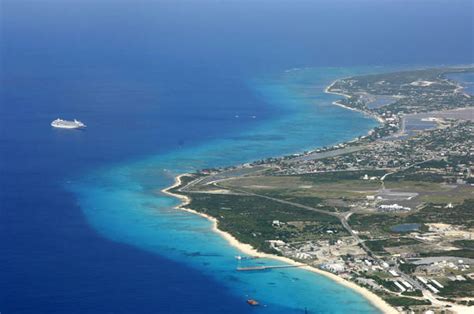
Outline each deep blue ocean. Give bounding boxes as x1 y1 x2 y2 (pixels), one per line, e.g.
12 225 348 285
1 1 473 313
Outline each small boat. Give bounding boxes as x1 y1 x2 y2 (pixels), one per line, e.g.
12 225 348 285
235 255 259 260
247 299 259 306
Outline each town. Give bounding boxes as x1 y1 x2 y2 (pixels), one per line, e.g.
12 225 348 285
167 67 474 313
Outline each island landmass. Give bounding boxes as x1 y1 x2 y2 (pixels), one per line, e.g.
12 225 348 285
163 67 474 313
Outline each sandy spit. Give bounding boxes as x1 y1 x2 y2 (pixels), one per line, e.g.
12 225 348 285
325 80 385 123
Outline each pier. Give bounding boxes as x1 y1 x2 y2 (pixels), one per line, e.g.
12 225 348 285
236 264 305 271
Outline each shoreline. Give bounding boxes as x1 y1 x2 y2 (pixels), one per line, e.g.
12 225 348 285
324 80 385 124
162 174 398 314
160 72 474 313
161 77 400 313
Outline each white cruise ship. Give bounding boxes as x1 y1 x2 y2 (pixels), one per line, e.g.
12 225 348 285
51 118 86 129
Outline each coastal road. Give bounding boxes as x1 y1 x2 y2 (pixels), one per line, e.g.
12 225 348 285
213 182 424 291
182 177 424 292
214 183 366 250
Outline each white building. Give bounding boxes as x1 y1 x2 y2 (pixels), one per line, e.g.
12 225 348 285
378 204 411 211
389 270 399 277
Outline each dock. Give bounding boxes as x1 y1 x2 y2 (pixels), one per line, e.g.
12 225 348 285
237 264 304 271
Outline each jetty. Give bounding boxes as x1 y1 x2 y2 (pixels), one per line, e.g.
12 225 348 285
237 264 304 271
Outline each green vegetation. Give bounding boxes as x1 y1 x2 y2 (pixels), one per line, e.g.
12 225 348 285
413 200 474 228
401 290 423 297
250 191 339 212
332 67 474 117
452 239 474 250
420 249 474 259
439 278 474 298
299 170 386 183
365 238 421 255
418 185 474 204
383 180 446 192
350 199 474 234
363 274 399 292
386 170 445 183
350 213 418 234
458 300 474 306
167 174 200 194
177 192 345 253
383 296 431 307
164 68 474 313
220 174 380 206
399 263 418 274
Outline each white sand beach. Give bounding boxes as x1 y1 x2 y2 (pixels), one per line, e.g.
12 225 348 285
162 174 398 314
325 80 385 123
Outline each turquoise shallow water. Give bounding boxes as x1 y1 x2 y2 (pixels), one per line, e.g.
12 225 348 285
3 0 473 311
70 67 383 313
446 72 474 95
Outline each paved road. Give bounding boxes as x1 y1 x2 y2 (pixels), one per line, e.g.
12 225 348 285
180 177 424 293
215 183 424 290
